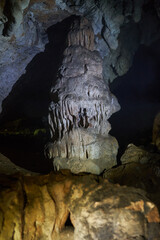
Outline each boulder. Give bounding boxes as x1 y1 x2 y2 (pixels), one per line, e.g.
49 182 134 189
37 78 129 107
104 144 160 211
0 170 160 240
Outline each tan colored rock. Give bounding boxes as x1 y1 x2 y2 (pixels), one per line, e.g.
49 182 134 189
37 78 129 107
23 175 56 240
104 158 160 212
46 129 118 174
0 170 159 240
120 144 152 164
0 175 24 240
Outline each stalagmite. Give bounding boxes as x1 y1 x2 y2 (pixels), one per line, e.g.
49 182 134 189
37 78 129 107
45 17 120 174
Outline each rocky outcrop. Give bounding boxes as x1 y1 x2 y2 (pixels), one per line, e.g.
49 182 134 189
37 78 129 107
0 170 159 240
45 17 120 174
120 143 160 165
104 143 160 211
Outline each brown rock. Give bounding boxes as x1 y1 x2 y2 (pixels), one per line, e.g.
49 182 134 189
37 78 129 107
23 175 56 240
66 176 160 240
0 175 24 240
0 170 159 239
120 144 151 164
104 156 160 213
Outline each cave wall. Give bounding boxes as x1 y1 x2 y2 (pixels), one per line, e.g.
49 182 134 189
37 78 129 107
1 0 160 114
110 40 160 150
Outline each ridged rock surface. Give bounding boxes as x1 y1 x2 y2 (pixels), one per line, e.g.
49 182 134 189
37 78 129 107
0 170 160 240
46 17 120 174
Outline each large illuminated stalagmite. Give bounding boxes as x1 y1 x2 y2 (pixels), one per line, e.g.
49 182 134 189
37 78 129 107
46 17 120 174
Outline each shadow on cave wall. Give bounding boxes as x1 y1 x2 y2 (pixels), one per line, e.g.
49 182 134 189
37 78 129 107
0 15 78 173
109 39 160 156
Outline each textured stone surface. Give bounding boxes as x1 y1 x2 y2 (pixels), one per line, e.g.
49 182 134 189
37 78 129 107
0 176 24 240
0 170 159 240
104 144 160 211
46 130 118 174
46 17 120 174
56 0 160 82
120 143 160 165
0 0 47 113
1 0 160 113
0 0 68 113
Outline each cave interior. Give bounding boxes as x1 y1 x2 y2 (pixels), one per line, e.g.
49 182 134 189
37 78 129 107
0 1 160 239
0 16 160 172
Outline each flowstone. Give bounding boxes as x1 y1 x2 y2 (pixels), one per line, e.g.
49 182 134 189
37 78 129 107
46 17 120 174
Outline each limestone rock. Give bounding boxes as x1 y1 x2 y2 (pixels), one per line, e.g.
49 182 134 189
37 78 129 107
46 129 118 174
48 45 119 139
47 17 120 174
0 170 159 240
0 0 68 113
120 143 154 165
0 175 24 240
23 175 56 240
104 146 160 211
67 17 95 51
67 178 160 240
1 0 160 113
56 0 160 83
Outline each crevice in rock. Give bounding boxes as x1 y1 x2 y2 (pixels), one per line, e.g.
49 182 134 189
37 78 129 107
101 15 111 51
2 0 15 36
65 213 74 227
110 64 118 77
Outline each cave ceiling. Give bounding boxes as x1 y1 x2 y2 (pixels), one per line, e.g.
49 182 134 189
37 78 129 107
0 0 160 114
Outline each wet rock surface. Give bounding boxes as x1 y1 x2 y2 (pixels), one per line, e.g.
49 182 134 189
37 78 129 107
0 170 159 240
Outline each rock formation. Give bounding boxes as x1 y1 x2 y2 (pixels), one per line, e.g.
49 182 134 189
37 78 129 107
0 0 160 113
45 17 120 174
0 170 159 240
104 143 160 211
56 0 160 82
